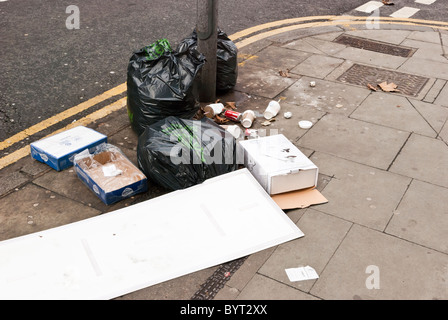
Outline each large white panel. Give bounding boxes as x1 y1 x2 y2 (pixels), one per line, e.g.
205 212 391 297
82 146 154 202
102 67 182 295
0 169 303 300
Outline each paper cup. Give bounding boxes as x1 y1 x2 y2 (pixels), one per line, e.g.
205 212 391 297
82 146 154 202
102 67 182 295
241 110 256 128
264 101 280 119
204 103 224 118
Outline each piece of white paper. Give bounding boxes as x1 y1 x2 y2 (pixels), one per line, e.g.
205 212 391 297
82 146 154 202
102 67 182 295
285 266 319 282
102 164 122 177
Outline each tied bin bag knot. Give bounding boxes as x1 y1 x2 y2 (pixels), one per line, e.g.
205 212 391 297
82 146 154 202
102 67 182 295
127 39 206 136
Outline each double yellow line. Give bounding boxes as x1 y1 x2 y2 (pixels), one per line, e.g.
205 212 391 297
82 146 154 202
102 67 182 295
1 15 448 170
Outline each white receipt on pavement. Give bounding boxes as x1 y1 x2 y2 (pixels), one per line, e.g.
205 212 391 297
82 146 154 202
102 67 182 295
285 266 319 282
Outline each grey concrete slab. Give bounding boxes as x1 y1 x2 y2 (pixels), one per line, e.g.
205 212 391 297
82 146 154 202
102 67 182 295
234 64 297 99
298 114 410 170
0 183 101 241
236 274 319 300
221 247 276 293
0 171 29 197
114 267 217 300
258 209 352 292
290 55 344 79
350 92 438 137
310 224 448 300
32 165 136 213
439 121 448 144
312 32 343 42
407 31 442 45
280 76 371 116
423 79 447 103
434 81 448 107
385 180 448 254
108 126 139 153
401 39 448 63
241 46 311 72
283 37 347 56
408 99 448 134
389 133 448 188
334 47 408 69
346 29 412 45
309 152 411 231
399 57 448 80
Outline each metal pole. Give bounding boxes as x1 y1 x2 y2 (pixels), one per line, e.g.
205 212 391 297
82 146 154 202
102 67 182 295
197 0 218 102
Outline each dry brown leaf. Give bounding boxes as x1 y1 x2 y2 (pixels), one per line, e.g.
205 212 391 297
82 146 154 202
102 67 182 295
214 115 229 124
378 81 400 92
279 69 291 78
225 101 237 110
367 83 378 91
382 0 394 5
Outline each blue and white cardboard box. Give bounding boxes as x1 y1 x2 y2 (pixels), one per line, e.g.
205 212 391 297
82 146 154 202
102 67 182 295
74 144 148 205
30 126 107 171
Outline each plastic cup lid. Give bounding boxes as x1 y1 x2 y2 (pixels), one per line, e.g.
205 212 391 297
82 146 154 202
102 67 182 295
298 120 313 129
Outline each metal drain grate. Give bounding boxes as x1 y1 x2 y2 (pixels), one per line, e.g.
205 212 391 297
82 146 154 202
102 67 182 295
337 64 429 97
334 34 416 57
191 256 248 300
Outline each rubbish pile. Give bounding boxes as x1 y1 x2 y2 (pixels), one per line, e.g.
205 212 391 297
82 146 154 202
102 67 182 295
29 29 327 211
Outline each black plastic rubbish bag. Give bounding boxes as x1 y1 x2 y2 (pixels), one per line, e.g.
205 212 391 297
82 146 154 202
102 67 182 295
127 39 206 136
178 29 238 91
137 116 241 191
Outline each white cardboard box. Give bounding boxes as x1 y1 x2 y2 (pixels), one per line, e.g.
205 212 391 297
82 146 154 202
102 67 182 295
239 134 318 195
30 126 107 171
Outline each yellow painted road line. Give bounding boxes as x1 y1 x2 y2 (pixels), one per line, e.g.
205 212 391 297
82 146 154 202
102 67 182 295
0 83 126 151
1 16 448 170
0 97 126 170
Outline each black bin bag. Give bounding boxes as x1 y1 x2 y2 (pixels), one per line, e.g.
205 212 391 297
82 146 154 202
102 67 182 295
127 39 206 136
137 116 241 191
178 29 238 91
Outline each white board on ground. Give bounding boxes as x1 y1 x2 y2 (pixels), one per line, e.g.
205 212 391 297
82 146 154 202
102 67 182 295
0 169 304 300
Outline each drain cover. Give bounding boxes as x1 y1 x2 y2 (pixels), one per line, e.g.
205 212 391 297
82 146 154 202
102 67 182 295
335 34 415 57
191 256 247 300
338 64 429 97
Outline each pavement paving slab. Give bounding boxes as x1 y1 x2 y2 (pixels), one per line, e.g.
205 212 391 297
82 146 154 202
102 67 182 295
310 224 448 300
309 152 411 231
258 209 352 293
385 179 448 254
297 113 410 170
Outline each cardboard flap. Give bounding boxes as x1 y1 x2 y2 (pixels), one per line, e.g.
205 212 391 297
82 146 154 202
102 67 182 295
272 187 328 210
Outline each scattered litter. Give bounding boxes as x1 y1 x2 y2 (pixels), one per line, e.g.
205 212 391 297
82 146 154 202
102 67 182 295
283 112 292 119
204 103 225 118
241 110 255 128
279 69 291 78
245 129 259 138
221 125 242 139
382 0 394 5
215 115 229 124
261 119 275 126
309 81 316 87
264 100 281 120
367 83 377 91
224 109 242 121
285 266 319 282
225 101 237 110
33 203 39 207
298 120 313 129
378 81 400 93
335 104 343 108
